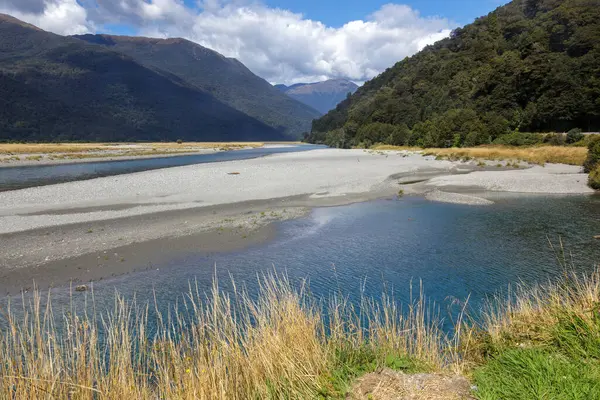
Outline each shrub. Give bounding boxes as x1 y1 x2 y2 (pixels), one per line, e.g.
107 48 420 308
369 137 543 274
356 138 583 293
566 128 584 144
589 165 600 190
583 136 600 173
324 128 348 148
493 132 543 146
543 133 566 146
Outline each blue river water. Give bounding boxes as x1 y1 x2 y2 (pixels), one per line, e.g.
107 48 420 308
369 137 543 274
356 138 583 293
0 144 325 191
36 193 600 330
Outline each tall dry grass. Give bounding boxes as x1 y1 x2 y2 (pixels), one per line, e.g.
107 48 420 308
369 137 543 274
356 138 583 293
2 263 598 398
0 142 264 155
423 146 588 166
0 274 452 399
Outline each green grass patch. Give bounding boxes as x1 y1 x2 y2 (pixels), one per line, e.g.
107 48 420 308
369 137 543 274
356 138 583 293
317 346 428 399
474 348 600 400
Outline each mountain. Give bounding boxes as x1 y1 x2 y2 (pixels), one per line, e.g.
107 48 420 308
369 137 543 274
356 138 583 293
276 79 358 114
0 14 287 142
73 34 321 138
308 0 600 148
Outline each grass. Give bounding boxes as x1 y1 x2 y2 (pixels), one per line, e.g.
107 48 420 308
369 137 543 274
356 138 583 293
2 259 600 399
369 145 421 151
424 146 587 166
474 348 600 399
0 142 265 155
0 275 446 399
369 144 589 166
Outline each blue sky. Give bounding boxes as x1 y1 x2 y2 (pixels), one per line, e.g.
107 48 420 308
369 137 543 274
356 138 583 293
1 0 510 84
200 0 509 28
265 0 507 27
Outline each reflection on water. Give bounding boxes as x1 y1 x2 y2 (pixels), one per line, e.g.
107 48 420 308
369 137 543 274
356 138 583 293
17 194 599 330
0 145 325 191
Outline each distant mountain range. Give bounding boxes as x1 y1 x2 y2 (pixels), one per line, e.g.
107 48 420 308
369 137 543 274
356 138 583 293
275 79 358 114
0 14 319 142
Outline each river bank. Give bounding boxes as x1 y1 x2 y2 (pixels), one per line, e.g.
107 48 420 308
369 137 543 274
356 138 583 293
0 148 594 293
0 142 268 167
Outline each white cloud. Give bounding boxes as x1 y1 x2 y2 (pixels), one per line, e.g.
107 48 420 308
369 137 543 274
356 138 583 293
1 0 454 84
0 0 93 35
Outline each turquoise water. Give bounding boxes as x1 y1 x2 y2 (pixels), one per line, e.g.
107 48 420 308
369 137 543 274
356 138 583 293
46 193 600 328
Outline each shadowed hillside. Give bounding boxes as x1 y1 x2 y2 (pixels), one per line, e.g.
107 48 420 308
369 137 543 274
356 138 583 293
0 14 286 142
74 34 322 138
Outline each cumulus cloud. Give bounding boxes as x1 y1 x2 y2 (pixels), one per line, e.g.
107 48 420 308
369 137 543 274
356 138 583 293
0 0 454 84
0 0 92 34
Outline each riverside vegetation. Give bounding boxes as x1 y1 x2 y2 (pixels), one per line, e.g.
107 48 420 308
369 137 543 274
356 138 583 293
307 0 600 148
2 256 600 399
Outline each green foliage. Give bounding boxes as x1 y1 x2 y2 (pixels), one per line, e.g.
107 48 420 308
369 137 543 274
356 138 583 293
474 348 600 400
492 131 544 146
323 128 347 149
475 310 600 399
318 346 426 399
308 0 600 147
583 136 600 173
543 133 566 146
566 128 584 144
589 165 600 190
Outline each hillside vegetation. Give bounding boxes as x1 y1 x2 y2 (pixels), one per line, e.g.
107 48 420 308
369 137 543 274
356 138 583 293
0 15 298 142
308 0 600 148
74 35 321 138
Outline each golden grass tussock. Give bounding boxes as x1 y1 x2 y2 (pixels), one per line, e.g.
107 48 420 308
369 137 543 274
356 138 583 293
368 145 421 151
1 261 599 399
424 146 588 166
0 274 451 399
0 142 264 155
369 144 588 166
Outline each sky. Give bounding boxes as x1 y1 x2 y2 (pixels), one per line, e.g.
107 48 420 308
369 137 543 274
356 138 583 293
0 0 509 84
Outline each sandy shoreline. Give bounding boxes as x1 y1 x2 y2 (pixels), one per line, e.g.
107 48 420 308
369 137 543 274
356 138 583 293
0 148 594 293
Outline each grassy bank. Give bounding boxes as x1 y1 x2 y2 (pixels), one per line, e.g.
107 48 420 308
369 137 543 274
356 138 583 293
370 144 588 166
0 142 266 164
2 263 600 399
0 142 265 155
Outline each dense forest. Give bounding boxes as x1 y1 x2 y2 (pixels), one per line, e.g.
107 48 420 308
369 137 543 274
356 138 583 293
307 0 600 148
74 34 321 138
0 14 291 142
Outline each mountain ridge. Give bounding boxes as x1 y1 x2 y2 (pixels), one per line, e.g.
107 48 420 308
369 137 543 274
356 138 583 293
73 33 321 138
0 14 287 142
276 79 358 114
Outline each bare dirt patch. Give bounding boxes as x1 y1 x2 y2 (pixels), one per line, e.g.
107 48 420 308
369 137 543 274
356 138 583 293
348 369 474 400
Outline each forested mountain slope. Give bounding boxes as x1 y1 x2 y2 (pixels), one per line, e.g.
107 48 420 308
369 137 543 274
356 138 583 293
74 34 321 138
0 14 286 142
308 0 600 148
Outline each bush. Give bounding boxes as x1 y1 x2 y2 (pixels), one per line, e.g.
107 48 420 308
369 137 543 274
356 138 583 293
493 132 544 146
583 136 600 173
566 128 584 144
324 128 348 148
589 165 600 190
543 133 566 145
